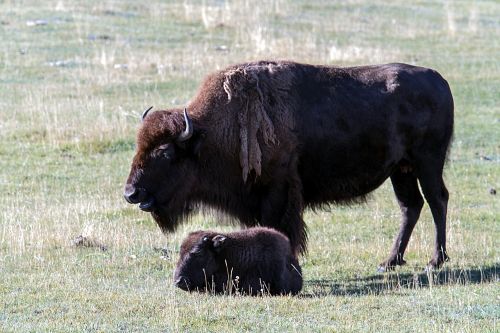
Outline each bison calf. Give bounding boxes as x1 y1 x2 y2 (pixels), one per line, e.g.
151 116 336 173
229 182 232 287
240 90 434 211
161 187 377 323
174 227 302 295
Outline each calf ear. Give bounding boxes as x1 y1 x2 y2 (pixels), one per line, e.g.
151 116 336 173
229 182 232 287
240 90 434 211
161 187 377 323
212 235 226 252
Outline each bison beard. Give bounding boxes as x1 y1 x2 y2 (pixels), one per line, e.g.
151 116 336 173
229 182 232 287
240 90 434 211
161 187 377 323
125 60 454 270
151 205 189 233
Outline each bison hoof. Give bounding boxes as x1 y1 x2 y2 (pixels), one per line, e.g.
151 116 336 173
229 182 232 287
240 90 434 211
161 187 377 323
425 253 450 272
377 257 407 273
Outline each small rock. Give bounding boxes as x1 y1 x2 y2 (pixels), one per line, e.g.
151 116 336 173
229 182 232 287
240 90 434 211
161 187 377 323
215 45 229 52
88 34 113 41
154 246 170 260
113 63 128 70
71 235 107 251
48 60 75 67
490 188 497 195
103 10 117 16
98 34 113 41
26 19 48 27
480 155 492 161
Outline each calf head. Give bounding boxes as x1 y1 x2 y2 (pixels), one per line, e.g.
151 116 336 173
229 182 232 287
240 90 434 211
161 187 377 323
174 231 227 291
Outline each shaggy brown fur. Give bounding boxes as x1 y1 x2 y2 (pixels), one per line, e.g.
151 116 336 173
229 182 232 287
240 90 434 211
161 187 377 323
222 63 296 181
174 227 303 295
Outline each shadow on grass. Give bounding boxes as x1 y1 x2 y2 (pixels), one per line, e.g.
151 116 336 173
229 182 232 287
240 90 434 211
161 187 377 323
302 263 499 297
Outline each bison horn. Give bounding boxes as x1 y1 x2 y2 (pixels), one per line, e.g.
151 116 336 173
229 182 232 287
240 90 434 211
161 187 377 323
176 108 193 143
142 106 153 122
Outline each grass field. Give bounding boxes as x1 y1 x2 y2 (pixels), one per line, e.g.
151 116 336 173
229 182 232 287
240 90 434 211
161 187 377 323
0 0 499 332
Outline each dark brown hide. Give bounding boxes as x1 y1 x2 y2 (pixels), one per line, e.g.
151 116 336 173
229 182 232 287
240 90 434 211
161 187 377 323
174 227 302 295
124 61 454 270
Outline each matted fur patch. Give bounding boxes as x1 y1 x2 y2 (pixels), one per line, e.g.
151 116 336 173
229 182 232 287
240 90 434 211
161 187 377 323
222 62 295 181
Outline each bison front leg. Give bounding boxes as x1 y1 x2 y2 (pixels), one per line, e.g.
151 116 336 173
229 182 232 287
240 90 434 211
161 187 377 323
378 170 424 272
260 157 307 255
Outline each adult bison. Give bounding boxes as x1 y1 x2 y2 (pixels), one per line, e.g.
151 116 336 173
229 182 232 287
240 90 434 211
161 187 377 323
124 60 454 271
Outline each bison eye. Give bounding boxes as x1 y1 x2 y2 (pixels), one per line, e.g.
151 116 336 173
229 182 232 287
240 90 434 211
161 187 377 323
154 144 175 160
161 151 172 160
189 249 203 257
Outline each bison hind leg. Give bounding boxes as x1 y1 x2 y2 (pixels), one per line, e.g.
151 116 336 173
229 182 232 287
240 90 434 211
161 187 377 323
415 157 450 270
378 167 424 272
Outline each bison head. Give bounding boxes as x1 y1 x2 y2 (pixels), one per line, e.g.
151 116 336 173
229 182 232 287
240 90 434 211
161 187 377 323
124 108 204 231
173 231 227 291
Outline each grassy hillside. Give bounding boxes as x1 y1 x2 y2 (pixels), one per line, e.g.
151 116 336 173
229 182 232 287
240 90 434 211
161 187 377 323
0 0 498 332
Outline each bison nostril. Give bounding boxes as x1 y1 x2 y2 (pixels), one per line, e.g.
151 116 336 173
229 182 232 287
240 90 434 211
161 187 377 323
124 185 139 203
174 277 190 290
